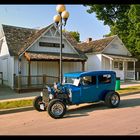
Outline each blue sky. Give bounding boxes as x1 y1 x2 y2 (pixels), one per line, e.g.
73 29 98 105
0 4 110 41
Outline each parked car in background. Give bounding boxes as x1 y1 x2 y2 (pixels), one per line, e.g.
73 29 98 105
33 71 120 119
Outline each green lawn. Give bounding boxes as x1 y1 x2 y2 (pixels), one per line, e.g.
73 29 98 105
117 85 140 94
0 86 140 110
0 99 33 110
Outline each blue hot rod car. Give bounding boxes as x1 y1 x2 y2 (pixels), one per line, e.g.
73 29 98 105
33 71 120 119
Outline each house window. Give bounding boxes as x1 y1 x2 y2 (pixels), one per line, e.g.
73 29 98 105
119 62 123 70
114 61 123 70
39 42 64 48
114 61 119 68
127 62 134 70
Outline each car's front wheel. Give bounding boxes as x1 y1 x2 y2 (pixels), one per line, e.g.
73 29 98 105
47 99 66 119
33 96 46 111
105 91 120 108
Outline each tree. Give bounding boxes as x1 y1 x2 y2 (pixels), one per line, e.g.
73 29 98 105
84 4 140 59
63 29 80 42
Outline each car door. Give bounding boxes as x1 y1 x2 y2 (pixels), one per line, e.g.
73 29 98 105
80 76 98 103
97 74 112 99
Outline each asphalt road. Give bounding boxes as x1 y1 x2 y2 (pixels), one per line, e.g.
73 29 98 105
0 93 140 135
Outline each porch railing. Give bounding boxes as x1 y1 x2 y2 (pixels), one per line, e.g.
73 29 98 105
13 74 59 92
125 71 135 80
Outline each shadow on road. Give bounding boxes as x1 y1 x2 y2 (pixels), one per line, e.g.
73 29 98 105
64 97 140 119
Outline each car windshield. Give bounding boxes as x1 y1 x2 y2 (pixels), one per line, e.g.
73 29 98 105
63 77 80 86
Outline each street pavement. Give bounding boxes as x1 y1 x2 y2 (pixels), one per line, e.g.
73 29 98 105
0 92 140 135
0 80 140 115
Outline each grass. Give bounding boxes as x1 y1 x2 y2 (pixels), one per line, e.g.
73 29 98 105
117 85 140 94
0 99 33 110
0 85 140 110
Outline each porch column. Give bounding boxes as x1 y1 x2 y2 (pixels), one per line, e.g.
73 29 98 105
110 59 112 70
18 56 22 74
123 61 125 80
28 61 31 86
18 56 22 91
82 61 85 71
134 61 136 80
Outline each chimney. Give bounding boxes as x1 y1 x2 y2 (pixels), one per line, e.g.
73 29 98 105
86 38 92 43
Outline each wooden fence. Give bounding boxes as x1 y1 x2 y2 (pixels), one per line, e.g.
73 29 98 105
13 74 59 93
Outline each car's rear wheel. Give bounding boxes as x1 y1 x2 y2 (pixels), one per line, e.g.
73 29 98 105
33 96 46 111
47 99 66 119
105 91 120 108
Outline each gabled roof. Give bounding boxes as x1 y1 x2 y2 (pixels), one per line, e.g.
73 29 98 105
76 35 116 53
63 32 87 60
1 24 87 61
2 23 53 56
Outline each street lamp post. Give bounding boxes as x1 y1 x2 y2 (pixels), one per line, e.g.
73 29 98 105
53 5 69 84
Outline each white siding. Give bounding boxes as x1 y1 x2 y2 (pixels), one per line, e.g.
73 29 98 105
28 37 77 54
103 38 131 56
102 56 110 70
17 58 81 77
28 25 78 55
0 55 14 88
0 37 10 56
85 54 102 71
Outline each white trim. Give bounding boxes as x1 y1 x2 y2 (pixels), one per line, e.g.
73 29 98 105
102 54 113 60
101 35 117 53
49 28 54 36
53 25 80 56
19 23 54 58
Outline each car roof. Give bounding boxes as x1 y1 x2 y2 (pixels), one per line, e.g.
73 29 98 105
64 71 116 78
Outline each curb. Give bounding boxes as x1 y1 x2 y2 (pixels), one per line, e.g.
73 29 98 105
0 106 34 115
0 91 140 115
119 91 140 97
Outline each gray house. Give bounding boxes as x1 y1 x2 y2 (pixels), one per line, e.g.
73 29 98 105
0 23 87 92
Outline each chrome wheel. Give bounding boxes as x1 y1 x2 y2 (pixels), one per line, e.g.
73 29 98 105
47 99 66 119
111 94 119 105
51 103 64 116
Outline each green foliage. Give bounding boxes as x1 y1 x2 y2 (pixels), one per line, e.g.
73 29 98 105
84 4 140 59
63 29 80 42
69 31 80 42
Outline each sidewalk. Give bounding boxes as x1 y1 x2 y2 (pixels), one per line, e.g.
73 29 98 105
1 81 140 102
0 85 40 102
120 80 140 88
1 81 140 115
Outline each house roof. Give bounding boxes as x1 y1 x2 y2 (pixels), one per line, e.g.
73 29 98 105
24 51 86 62
76 36 116 53
2 24 53 56
102 53 137 61
63 32 87 60
2 24 87 61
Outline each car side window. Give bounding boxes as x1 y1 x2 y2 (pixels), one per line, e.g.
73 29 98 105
98 74 111 84
81 76 96 86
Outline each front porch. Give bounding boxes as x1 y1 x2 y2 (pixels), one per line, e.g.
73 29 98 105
102 54 137 80
14 52 86 93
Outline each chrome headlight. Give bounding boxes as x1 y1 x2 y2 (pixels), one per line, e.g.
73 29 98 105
49 94 54 100
40 92 43 97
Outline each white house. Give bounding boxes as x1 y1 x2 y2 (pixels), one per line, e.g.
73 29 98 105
76 35 137 80
0 23 87 91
